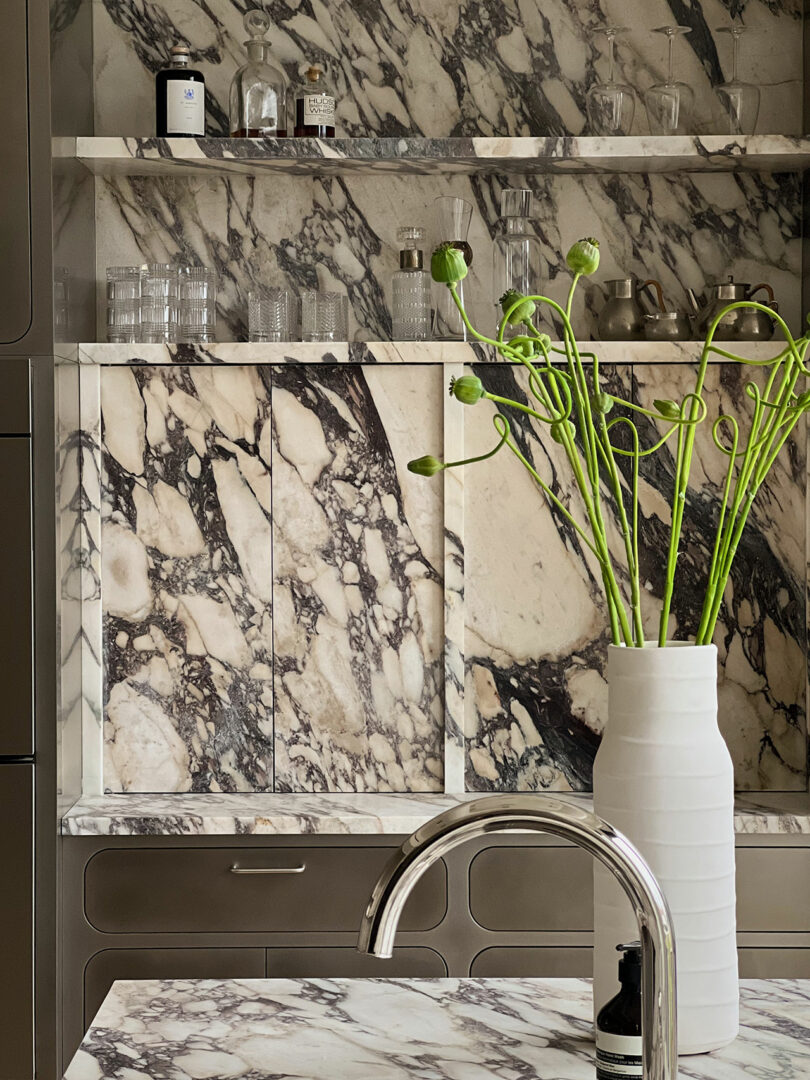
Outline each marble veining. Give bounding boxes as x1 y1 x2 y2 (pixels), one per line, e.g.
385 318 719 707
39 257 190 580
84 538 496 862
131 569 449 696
60 790 810 836
91 1 801 138
101 365 275 792
271 365 444 792
64 977 810 1079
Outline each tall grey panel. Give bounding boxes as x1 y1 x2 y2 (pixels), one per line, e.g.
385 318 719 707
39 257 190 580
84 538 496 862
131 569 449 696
0 0 32 344
0 438 33 756
0 765 33 1080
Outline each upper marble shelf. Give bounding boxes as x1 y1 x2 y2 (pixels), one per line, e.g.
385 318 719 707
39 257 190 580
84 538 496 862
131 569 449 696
56 134 810 177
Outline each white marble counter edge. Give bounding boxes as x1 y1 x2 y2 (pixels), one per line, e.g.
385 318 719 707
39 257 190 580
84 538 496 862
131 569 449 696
61 791 810 836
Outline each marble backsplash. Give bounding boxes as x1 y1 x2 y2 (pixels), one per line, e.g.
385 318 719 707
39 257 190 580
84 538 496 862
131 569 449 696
83 346 808 794
90 0 802 139
94 168 803 344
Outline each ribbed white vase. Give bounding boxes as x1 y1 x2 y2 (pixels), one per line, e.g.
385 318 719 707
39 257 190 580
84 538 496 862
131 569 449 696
593 642 738 1055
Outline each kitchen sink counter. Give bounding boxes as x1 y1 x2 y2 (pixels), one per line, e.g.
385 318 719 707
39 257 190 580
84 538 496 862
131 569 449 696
63 976 810 1079
61 791 810 836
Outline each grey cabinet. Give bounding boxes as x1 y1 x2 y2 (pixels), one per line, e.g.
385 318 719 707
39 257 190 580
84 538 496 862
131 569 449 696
0 437 33 755
469 846 593 931
0 766 33 1080
470 947 592 977
736 849 810 931
266 947 447 978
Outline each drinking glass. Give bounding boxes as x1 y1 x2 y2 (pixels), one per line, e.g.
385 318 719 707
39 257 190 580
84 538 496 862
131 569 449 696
301 290 348 342
248 287 295 342
432 195 473 341
140 264 179 344
179 267 217 344
645 26 694 135
715 25 760 136
586 27 636 136
106 266 142 343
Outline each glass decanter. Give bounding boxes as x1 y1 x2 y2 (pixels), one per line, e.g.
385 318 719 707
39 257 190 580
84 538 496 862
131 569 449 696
229 10 288 137
586 27 636 136
715 25 760 136
645 26 694 135
492 188 543 339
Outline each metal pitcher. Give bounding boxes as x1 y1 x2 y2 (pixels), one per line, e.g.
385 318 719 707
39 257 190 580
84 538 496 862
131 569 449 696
598 278 665 341
687 277 776 341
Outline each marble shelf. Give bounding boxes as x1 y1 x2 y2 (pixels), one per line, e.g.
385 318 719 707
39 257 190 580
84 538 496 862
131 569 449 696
61 791 810 836
63 977 810 1080
58 134 810 178
73 340 782 367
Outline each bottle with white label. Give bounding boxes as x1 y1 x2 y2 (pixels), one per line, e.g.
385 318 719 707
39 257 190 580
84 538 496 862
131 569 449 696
156 44 206 138
294 65 336 137
595 942 642 1080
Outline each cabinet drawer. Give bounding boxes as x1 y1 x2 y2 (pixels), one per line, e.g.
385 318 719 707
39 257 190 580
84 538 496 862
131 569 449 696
470 947 592 978
0 438 32 754
737 849 810 931
469 846 594 931
266 947 446 978
85 846 447 933
84 948 264 1028
0 361 29 432
737 948 810 978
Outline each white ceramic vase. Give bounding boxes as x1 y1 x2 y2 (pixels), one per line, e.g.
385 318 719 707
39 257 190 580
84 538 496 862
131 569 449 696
593 642 738 1055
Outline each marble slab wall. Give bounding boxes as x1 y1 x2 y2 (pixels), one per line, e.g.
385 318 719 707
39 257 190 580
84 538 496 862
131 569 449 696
91 0 801 139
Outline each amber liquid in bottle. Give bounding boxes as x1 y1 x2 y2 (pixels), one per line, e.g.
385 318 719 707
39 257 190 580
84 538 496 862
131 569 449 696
294 65 336 137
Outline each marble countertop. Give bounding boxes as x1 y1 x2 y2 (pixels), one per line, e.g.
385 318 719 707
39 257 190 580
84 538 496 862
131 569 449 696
61 791 810 836
63 976 810 1079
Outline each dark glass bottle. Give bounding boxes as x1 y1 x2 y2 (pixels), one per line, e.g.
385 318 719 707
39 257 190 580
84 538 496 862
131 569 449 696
596 942 642 1080
156 45 206 138
294 65 336 137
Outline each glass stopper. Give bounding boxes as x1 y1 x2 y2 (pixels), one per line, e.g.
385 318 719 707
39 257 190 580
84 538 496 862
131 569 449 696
244 9 270 40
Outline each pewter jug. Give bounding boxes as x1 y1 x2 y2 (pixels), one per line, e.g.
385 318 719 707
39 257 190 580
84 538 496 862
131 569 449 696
644 311 692 342
687 277 775 341
598 278 665 341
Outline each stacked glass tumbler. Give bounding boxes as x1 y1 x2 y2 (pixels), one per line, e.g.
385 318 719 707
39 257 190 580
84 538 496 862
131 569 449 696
106 264 218 344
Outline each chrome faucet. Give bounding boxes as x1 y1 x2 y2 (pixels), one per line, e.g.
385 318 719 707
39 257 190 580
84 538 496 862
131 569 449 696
358 794 677 1080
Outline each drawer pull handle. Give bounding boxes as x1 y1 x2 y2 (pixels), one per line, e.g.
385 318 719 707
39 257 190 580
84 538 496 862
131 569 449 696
229 863 307 875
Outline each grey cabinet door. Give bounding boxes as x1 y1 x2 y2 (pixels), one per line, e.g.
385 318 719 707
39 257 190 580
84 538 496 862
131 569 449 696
470 947 593 978
0 0 32 344
0 765 33 1080
469 846 594 931
266 947 447 978
736 850 810 931
0 438 32 754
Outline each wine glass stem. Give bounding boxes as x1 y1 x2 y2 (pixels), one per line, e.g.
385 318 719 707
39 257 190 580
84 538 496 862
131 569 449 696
667 33 674 84
607 34 616 83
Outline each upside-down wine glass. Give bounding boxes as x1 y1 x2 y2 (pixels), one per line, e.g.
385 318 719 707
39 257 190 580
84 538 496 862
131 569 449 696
715 25 760 136
645 26 694 135
586 26 636 136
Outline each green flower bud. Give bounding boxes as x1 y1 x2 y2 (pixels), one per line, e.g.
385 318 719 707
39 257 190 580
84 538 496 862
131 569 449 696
550 419 576 444
407 455 446 477
431 242 468 285
499 289 536 327
654 398 681 421
590 391 614 415
449 375 485 405
566 237 600 276
508 335 539 360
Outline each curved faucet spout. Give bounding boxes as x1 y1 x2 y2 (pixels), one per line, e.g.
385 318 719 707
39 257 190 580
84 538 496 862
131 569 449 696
358 794 676 1080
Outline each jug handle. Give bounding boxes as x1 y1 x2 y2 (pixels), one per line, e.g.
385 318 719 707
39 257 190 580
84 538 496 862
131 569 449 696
748 283 775 303
641 279 666 313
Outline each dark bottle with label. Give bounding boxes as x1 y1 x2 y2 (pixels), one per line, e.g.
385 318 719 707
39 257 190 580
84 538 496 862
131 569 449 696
294 65 336 137
156 44 206 138
596 942 643 1080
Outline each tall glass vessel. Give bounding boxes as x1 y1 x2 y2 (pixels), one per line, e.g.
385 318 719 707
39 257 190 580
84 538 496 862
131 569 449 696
392 226 431 341
492 189 543 339
432 196 473 341
229 11 288 137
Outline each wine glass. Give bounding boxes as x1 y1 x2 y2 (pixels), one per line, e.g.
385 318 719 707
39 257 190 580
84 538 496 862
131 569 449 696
645 26 695 135
432 196 473 341
715 25 760 135
586 27 636 136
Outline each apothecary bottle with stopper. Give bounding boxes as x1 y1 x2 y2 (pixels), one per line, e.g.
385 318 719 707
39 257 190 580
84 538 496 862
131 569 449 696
229 10 288 137
294 65 336 137
156 44 206 137
392 226 431 341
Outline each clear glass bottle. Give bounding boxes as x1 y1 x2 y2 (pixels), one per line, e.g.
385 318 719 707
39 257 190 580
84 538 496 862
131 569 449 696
156 44 205 137
492 188 543 338
229 11 288 137
392 227 431 341
294 65 336 137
